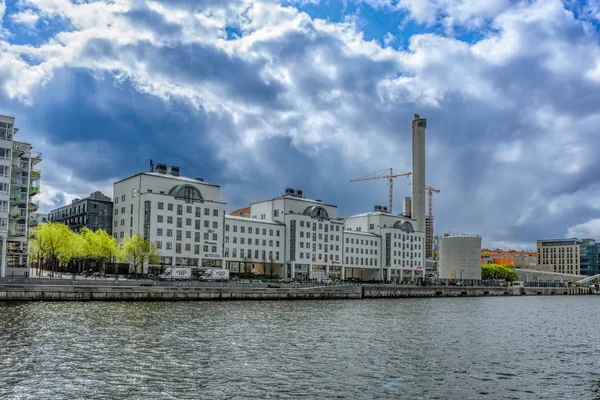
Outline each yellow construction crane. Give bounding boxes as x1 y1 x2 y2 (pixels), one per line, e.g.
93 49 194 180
349 168 411 213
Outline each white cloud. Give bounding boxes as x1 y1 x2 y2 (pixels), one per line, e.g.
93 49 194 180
11 10 40 27
0 0 599 249
567 219 600 239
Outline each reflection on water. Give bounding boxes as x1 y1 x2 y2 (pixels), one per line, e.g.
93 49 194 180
1 297 599 399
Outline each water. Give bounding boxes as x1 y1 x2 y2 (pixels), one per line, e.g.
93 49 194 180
1 297 599 399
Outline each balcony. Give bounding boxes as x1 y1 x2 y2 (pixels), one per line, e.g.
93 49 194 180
12 142 31 155
10 178 27 187
31 151 42 165
29 186 40 194
30 169 40 177
28 201 39 211
10 196 21 205
8 226 26 237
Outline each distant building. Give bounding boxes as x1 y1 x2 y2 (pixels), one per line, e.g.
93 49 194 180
537 238 599 276
48 191 113 234
436 234 482 280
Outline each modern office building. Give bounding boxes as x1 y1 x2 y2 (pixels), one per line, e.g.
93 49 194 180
48 191 113 234
436 234 482 280
0 114 42 278
113 162 227 270
537 238 600 276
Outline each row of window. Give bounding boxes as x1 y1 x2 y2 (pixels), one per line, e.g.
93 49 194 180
299 231 340 241
298 253 340 262
346 247 377 255
225 236 279 247
225 225 280 236
224 248 280 261
156 229 218 242
155 242 218 254
298 220 340 232
345 257 378 266
299 242 340 252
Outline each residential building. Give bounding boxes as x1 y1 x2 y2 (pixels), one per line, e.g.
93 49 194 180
113 162 227 270
0 114 42 278
48 191 113 234
537 238 600 276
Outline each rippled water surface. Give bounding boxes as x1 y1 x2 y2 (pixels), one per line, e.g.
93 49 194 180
1 297 600 399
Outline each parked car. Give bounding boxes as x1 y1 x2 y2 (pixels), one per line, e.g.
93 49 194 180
320 278 333 284
278 278 295 284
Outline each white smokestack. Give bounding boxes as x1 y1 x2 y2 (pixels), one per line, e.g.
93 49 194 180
411 114 426 233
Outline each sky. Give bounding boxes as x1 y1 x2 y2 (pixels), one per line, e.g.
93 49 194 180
1 0 600 250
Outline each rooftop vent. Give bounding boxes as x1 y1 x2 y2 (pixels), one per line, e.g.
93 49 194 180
195 177 204 182
296 189 303 198
315 199 321 202
154 163 167 174
168 166 180 176
285 188 294 196
72 198 80 204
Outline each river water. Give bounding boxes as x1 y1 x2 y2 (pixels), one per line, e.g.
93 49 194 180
1 297 599 399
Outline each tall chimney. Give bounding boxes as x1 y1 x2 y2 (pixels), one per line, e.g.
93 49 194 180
411 114 426 233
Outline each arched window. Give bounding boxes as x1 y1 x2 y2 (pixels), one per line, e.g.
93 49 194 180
394 220 414 233
303 206 329 220
168 185 203 203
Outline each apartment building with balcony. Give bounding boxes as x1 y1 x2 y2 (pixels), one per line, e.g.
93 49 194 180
0 115 42 278
48 191 113 234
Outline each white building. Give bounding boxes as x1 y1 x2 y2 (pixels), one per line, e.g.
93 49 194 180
113 162 226 271
0 115 42 278
436 234 482 280
344 206 426 281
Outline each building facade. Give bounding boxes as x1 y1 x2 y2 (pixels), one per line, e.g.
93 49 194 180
113 163 227 270
0 115 42 278
48 191 113 234
537 238 600 276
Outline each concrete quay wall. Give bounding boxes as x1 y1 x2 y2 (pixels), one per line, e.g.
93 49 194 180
0 284 590 302
0 284 363 301
362 285 591 298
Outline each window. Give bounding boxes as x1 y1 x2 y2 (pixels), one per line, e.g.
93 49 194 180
195 245 200 255
115 209 118 216
195 232 200 242
212 246 217 253
177 218 182 228
168 203 173 211
195 207 201 217
248 227 253 234
177 205 183 215
176 243 181 253
269 229 273 236
130 204 134 214
156 241 162 249
176 230 182 241
232 249 237 258
263 229 266 235
121 195 125 202
300 221 304 227
157 215 163 223
167 216 173 224
167 229 173 237
276 230 280 237
204 208 209 216
185 243 191 252
157 228 163 236
195 220 201 229
186 218 192 226
186 231 191 239
115 197 118 204
204 233 209 240
233 225 237 232
241 238 245 245
186 206 192 214
166 242 172 250
121 207 125 214
213 209 218 217
158 202 164 210
274 210 279 217
204 220 209 228
225 224 230 232
225 236 229 243
121 219 124 226
212 233 217 240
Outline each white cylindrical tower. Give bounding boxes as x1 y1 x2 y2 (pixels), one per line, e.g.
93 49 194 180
411 114 426 234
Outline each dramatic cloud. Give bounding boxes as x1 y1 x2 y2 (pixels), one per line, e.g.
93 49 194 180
0 0 599 249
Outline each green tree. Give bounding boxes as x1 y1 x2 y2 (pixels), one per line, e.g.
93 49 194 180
30 222 74 274
82 228 118 273
482 263 518 281
119 235 160 276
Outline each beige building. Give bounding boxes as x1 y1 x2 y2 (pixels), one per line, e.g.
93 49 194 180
537 239 580 274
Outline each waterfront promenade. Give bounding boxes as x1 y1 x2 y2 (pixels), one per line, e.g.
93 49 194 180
0 279 591 301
